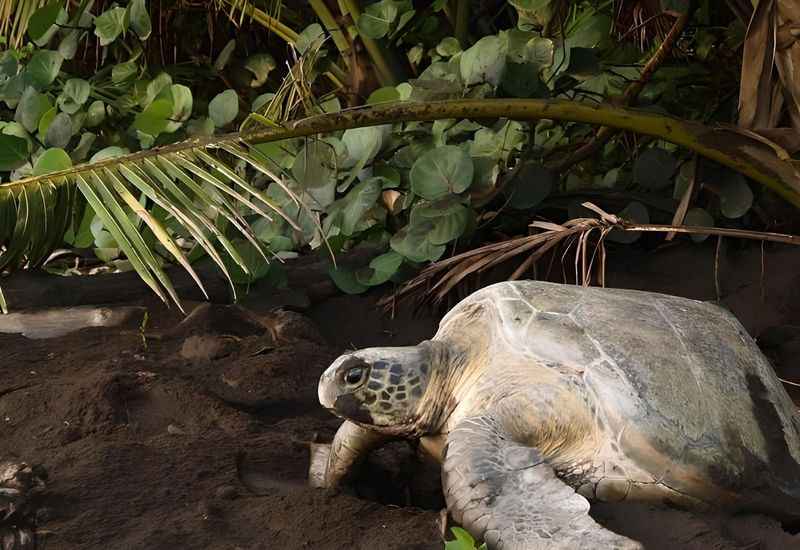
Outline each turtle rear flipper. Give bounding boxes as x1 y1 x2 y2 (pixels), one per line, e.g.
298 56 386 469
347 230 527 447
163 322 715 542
443 415 642 550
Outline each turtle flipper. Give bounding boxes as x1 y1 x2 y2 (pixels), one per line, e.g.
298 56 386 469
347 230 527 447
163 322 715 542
443 415 642 550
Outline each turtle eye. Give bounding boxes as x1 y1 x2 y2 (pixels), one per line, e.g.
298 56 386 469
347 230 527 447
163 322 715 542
344 366 365 385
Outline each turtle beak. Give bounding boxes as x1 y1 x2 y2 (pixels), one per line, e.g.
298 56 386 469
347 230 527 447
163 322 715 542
318 356 348 410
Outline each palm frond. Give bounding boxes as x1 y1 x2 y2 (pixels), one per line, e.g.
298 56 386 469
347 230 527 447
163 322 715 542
382 202 800 309
0 134 310 312
3 98 800 312
0 0 47 49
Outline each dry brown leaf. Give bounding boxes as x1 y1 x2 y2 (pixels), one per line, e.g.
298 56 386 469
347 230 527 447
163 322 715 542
382 201 800 308
776 23 800 50
381 190 402 213
725 126 792 159
753 127 800 153
667 158 697 241
739 0 778 129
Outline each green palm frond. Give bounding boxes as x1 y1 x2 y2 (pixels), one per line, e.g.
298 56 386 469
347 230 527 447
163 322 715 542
0 0 47 49
0 134 310 312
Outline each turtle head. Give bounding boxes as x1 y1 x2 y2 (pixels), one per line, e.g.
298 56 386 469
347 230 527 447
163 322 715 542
318 342 441 435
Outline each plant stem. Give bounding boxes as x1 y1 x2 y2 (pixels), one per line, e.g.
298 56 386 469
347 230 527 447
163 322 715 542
216 0 347 88
454 0 470 47
340 0 399 86
553 3 695 171
5 98 800 207
310 0 352 66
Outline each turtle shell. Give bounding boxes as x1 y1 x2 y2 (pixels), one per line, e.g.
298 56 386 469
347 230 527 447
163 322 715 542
434 281 800 516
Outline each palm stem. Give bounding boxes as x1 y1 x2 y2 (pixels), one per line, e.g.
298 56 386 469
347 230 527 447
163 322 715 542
4 98 800 207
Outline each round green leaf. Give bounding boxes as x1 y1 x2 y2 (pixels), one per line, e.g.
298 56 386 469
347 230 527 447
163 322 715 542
373 165 401 187
90 146 129 162
112 61 138 84
57 78 91 114
252 92 275 112
411 198 470 245
186 117 215 137
133 98 172 136
214 39 236 71
128 0 152 40
328 177 383 235
86 100 106 127
16 87 52 133
164 84 193 132
410 145 474 200
390 222 446 262
0 135 29 171
58 31 78 60
243 53 276 88
684 207 714 243
143 73 172 108
501 62 547 97
367 86 401 105
26 50 64 90
71 132 96 162
436 37 462 57
208 89 239 127
295 24 324 55
355 251 404 286
329 266 369 295
460 35 506 86
45 112 73 148
37 106 56 137
718 175 753 219
342 126 384 168
33 147 71 175
633 147 677 190
357 0 398 39
506 162 554 209
90 215 118 249
293 139 337 189
94 7 128 46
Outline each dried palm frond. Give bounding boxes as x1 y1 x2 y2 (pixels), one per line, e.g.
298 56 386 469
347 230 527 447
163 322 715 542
613 0 674 50
213 0 295 43
384 202 800 308
739 0 800 139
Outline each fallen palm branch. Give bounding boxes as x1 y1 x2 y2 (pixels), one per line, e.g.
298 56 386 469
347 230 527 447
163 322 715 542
382 202 800 308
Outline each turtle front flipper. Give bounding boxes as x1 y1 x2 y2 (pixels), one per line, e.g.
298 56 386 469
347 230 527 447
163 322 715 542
309 420 390 488
443 415 642 550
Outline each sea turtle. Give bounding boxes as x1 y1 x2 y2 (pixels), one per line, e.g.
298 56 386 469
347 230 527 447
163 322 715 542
311 281 800 549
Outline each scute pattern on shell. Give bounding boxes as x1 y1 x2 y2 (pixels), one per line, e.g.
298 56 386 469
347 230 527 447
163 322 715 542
436 281 800 510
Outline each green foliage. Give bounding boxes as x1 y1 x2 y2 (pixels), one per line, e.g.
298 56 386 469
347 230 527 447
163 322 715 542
445 527 487 550
0 0 779 305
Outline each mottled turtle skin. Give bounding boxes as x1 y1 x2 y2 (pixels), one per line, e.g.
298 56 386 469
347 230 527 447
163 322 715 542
314 281 800 549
